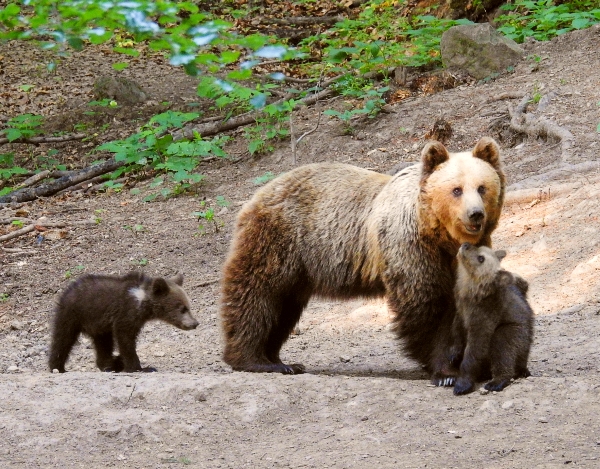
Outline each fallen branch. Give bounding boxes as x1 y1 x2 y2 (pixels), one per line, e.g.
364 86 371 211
0 133 86 145
256 15 344 26
0 217 33 225
0 158 126 204
193 277 220 288
0 224 34 242
17 170 51 189
508 93 574 162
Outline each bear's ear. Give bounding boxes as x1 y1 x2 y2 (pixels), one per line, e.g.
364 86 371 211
513 274 529 295
496 270 513 287
151 278 170 296
170 273 184 286
421 141 450 177
472 137 501 171
495 250 507 262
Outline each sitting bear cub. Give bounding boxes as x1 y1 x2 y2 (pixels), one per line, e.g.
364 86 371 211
451 243 534 395
49 272 198 373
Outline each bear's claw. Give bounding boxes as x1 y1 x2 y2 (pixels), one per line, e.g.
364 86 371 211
432 376 456 387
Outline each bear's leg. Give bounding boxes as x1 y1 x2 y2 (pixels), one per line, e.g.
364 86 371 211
48 315 81 373
262 291 311 374
92 332 121 372
113 328 144 372
223 284 310 374
485 324 521 392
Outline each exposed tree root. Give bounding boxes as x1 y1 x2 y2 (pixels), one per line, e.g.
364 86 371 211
508 93 575 162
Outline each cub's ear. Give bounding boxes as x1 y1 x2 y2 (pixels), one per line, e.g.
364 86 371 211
170 273 184 286
151 278 170 296
421 141 449 178
496 270 514 287
513 274 529 295
472 137 501 171
495 250 507 262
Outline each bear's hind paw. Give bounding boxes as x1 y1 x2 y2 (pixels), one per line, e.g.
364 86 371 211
484 378 511 392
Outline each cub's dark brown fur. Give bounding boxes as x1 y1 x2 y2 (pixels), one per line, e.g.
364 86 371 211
221 138 505 378
451 243 534 395
49 272 198 373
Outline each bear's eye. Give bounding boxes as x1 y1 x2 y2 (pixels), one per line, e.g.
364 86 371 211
452 187 463 197
477 185 486 195
477 255 485 264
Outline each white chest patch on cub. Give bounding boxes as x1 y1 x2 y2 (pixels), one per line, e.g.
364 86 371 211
129 287 147 305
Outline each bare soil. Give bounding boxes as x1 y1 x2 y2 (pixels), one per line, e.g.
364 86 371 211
1 25 600 468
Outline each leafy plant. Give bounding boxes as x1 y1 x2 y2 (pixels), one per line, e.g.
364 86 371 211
96 111 229 201
0 293 9 302
0 114 44 142
0 153 29 196
132 258 149 266
496 0 600 43
11 220 24 229
192 197 228 234
253 172 276 186
65 265 85 279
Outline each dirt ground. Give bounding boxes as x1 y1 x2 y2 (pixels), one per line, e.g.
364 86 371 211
1 24 600 468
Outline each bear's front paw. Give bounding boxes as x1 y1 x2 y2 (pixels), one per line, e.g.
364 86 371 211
432 375 456 387
453 377 475 395
281 363 305 375
484 378 511 392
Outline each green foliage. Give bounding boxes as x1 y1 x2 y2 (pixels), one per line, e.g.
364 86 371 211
303 4 472 75
243 100 296 155
192 197 228 234
0 153 28 195
0 293 9 302
96 111 229 200
64 265 85 279
496 0 600 43
0 0 298 111
324 85 389 133
253 171 276 186
1 114 44 142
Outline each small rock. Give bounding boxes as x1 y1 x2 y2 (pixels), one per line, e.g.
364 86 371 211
7 365 18 372
195 392 207 402
52 368 60 374
556 368 563 373
479 388 490 395
501 400 514 410
340 356 351 363
9 321 23 331
539 417 549 423
361 416 368 421
153 351 165 357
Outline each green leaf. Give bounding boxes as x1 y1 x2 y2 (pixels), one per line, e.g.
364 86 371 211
112 62 129 70
572 17 589 29
113 47 140 57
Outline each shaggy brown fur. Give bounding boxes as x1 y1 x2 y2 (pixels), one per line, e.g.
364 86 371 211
451 243 534 395
49 272 198 373
221 137 505 379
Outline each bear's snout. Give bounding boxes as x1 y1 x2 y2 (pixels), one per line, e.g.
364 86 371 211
459 242 473 256
467 208 484 223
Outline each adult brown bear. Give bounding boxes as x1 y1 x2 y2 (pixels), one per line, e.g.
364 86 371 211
221 137 505 383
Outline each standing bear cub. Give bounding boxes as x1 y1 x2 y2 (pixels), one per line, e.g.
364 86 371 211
49 272 198 373
221 137 505 381
451 243 534 395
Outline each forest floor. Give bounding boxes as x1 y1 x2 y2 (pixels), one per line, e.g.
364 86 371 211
1 24 600 469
